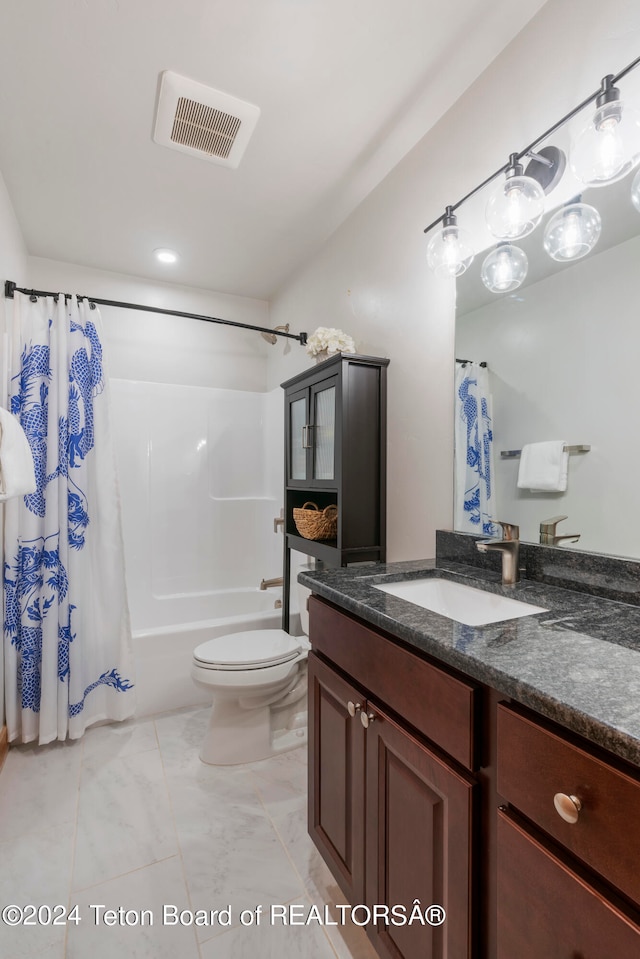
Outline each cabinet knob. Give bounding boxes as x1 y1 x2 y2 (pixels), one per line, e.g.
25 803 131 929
347 701 362 718
553 792 583 824
361 711 377 729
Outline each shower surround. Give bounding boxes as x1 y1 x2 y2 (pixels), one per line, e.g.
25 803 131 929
111 379 284 716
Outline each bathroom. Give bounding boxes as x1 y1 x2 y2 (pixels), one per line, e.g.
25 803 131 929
2 0 640 957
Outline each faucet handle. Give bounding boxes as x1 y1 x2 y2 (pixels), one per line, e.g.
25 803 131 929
540 515 568 535
497 521 519 541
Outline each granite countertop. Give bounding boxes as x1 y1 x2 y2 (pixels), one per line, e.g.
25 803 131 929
299 559 640 769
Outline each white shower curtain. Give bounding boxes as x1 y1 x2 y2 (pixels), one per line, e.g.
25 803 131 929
3 291 135 743
454 361 499 537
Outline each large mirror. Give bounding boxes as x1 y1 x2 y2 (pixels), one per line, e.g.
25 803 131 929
455 165 640 560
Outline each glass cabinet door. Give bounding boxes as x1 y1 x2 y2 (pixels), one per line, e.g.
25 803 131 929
289 394 308 481
312 383 336 481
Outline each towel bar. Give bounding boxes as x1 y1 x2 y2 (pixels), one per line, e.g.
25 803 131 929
500 444 590 459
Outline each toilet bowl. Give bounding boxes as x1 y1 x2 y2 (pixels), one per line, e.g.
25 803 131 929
191 579 311 765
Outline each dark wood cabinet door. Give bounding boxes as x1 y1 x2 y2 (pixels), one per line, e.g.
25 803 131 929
308 651 366 903
497 809 640 959
365 704 476 959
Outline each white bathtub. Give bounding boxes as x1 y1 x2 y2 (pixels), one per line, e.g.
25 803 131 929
132 588 286 717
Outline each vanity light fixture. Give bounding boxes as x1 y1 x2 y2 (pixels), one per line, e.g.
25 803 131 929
423 54 640 281
570 75 640 187
481 242 528 293
426 206 475 277
485 154 546 240
154 248 179 264
543 199 601 261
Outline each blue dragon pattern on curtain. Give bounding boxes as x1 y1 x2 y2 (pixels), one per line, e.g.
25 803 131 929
3 295 134 742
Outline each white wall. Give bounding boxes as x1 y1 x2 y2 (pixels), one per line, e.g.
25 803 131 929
0 169 28 730
0 171 28 391
266 0 640 562
456 234 640 558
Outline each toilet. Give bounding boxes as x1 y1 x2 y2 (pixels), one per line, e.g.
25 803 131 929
191 581 311 765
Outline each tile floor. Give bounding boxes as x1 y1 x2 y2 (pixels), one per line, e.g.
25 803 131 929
0 706 378 959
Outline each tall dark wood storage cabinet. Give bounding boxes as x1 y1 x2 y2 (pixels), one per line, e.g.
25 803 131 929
281 353 389 629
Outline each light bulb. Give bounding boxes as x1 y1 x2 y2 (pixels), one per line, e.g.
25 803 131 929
426 210 474 278
154 248 179 264
543 202 601 261
481 243 528 293
631 169 640 213
485 160 545 240
570 77 640 186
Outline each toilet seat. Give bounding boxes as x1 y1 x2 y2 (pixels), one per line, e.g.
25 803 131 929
193 629 309 671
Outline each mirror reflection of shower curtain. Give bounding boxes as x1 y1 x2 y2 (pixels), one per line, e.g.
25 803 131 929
454 362 499 536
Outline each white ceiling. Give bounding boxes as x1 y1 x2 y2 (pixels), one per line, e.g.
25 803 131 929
0 0 547 300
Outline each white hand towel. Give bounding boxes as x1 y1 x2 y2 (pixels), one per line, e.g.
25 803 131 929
0 406 37 502
517 440 568 492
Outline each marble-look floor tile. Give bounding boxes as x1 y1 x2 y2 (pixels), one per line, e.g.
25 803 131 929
199 902 338 959
82 718 158 763
249 747 308 808
176 800 304 942
154 706 210 775
0 822 74 959
66 856 200 959
72 748 177 891
269 795 378 959
0 740 82 843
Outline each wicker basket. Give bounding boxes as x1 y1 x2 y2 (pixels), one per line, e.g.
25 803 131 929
293 502 338 541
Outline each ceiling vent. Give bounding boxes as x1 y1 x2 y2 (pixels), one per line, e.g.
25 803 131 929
153 71 260 169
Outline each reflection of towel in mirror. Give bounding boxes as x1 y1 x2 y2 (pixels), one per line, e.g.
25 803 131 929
0 407 37 502
517 440 568 492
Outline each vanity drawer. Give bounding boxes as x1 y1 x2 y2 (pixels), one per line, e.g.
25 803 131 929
309 596 478 770
497 809 640 958
497 703 640 904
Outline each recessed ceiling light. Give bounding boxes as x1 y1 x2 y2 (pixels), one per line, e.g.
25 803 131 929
154 248 179 264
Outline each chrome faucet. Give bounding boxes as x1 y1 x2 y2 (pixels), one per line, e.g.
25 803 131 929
539 515 580 547
476 522 520 586
259 576 283 590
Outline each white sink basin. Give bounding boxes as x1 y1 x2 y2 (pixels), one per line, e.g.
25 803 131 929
373 577 548 626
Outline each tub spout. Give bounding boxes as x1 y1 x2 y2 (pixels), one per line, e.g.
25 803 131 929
260 576 284 590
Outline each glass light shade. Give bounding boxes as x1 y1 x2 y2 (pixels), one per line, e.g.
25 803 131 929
426 225 474 277
543 202 601 261
570 100 640 186
481 244 528 293
485 174 545 239
631 168 640 213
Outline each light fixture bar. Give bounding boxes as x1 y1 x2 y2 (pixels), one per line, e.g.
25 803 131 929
423 53 640 235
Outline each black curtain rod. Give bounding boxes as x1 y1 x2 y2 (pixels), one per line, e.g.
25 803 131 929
456 357 487 367
423 52 640 235
4 281 307 345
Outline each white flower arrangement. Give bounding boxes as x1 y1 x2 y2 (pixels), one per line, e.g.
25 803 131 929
305 326 356 357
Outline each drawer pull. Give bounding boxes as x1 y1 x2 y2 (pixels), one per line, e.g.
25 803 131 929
553 792 583 824
361 711 377 729
347 701 362 718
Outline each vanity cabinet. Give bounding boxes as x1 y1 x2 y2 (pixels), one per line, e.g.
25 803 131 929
308 593 640 959
308 596 477 959
496 703 640 957
281 354 389 629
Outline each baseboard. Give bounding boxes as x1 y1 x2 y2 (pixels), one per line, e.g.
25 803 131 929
0 725 8 773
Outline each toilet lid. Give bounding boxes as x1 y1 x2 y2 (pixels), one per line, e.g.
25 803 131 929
193 629 308 670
